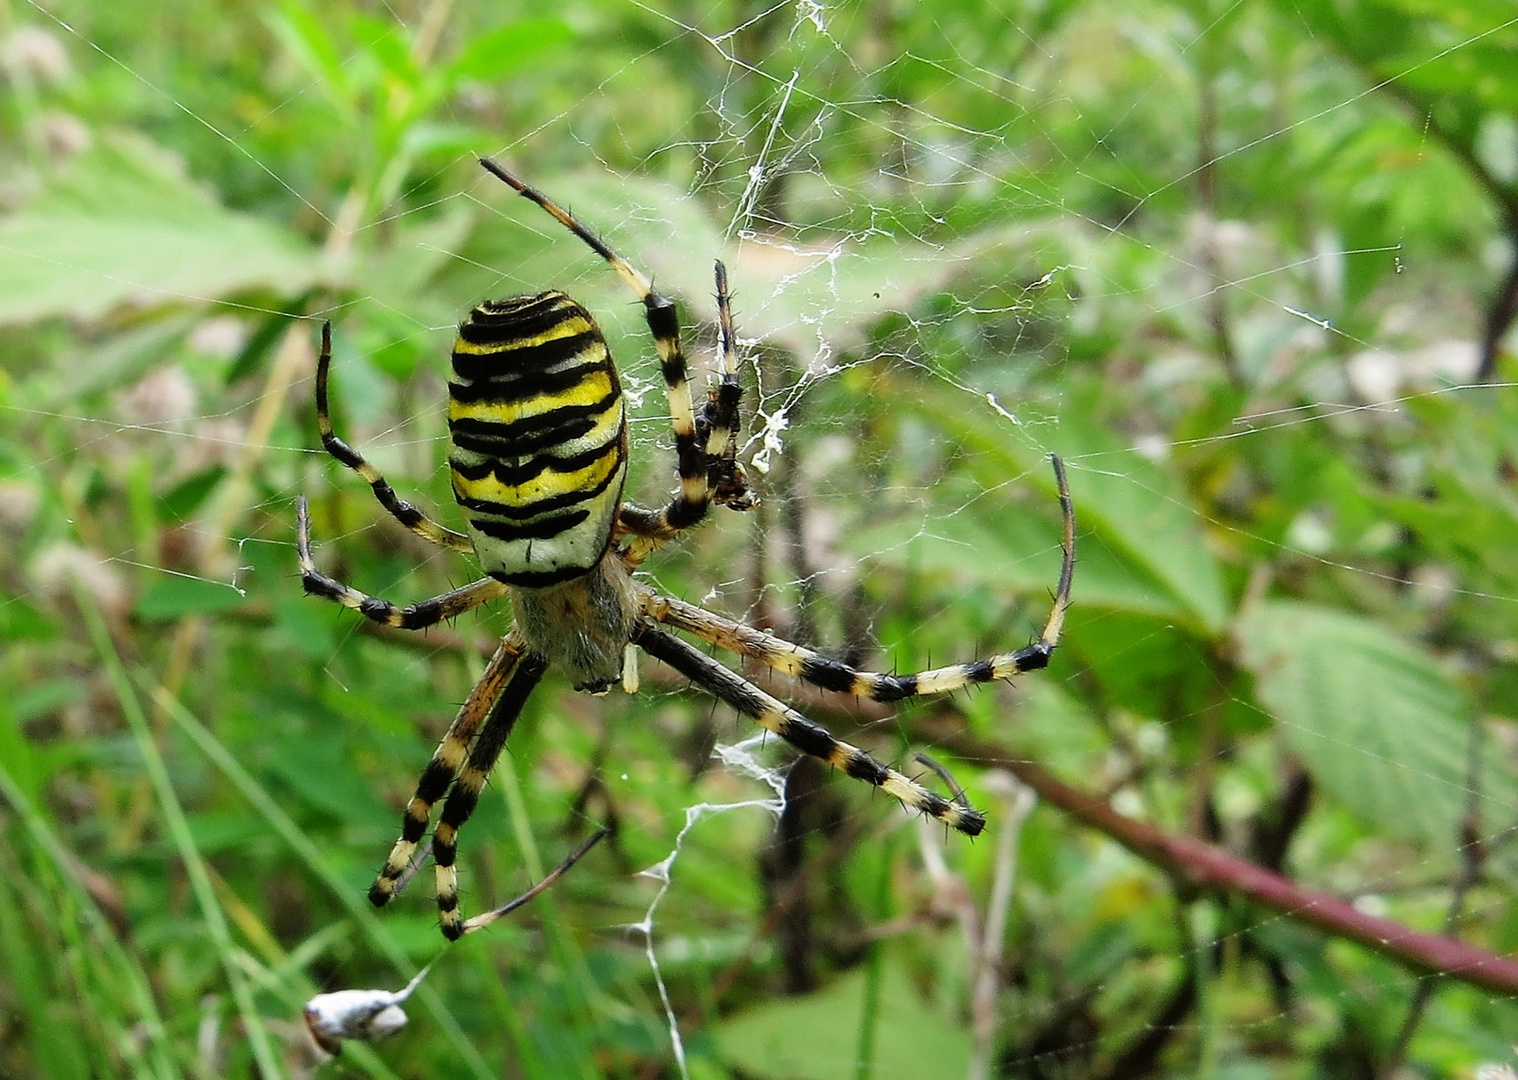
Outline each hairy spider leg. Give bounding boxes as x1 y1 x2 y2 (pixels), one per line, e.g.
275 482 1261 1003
368 636 529 909
639 454 1074 701
296 495 506 629
314 321 473 553
633 623 987 835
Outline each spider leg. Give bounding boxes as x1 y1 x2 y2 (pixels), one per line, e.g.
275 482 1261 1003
913 751 973 811
369 635 529 909
618 260 755 564
703 260 754 510
296 495 506 629
633 622 985 834
478 159 731 556
314 322 473 553
457 825 610 936
432 651 549 940
639 454 1074 701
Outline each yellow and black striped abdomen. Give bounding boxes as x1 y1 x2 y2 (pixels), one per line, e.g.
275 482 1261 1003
448 292 628 589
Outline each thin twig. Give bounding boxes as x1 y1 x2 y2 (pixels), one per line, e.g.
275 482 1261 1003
1379 721 1489 1076
971 773 1036 1080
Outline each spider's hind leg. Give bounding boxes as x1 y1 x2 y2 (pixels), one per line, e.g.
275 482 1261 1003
367 636 529 912
431 651 549 940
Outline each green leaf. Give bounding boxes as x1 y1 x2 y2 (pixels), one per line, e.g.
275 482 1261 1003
0 133 328 326
266 2 354 112
223 301 314 385
398 120 503 164
135 575 246 620
1234 601 1513 859
882 378 1231 631
0 597 58 643
155 465 227 521
0 701 41 808
444 19 577 83
362 206 477 338
262 731 391 825
716 958 971 1080
353 11 420 86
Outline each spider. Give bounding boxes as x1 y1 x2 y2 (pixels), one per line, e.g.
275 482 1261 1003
295 157 1076 940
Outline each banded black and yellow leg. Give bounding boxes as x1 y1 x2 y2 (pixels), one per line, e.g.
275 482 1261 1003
478 159 715 546
369 635 529 908
633 623 986 835
315 322 473 554
619 260 754 565
432 651 549 940
639 453 1074 701
296 495 507 629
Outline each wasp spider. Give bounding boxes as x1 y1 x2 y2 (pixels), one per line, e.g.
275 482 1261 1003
296 158 1076 940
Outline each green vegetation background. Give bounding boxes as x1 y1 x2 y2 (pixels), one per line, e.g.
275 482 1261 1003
1 1 1516 1077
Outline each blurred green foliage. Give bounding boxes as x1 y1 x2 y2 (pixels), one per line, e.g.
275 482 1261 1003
2 0 1517 1077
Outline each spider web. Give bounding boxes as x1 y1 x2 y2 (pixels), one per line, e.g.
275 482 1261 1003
2 1 1518 1078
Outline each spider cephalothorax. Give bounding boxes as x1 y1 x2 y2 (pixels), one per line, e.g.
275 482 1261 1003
296 158 1075 939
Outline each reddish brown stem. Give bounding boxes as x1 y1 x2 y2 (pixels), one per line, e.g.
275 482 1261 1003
925 724 1518 997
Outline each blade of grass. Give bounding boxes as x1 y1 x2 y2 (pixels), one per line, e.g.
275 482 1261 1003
75 580 286 1079
496 749 601 1080
0 758 180 1080
854 843 893 1080
147 679 497 1080
0 837 93 1078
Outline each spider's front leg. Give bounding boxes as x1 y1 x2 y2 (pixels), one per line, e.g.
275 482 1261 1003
617 258 755 561
313 321 473 554
641 454 1075 702
478 160 752 562
696 260 754 512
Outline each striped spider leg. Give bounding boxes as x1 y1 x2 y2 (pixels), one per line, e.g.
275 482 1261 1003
296 494 506 629
455 824 610 937
294 541 573 942
300 481 581 939
298 322 509 628
305 828 610 1056
360 630 579 940
427 646 549 939
619 257 755 566
702 259 754 513
632 623 988 834
361 635 531 912
313 321 474 555
635 454 1076 832
477 157 753 568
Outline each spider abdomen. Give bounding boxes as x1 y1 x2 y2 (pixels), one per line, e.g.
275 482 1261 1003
448 292 629 590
